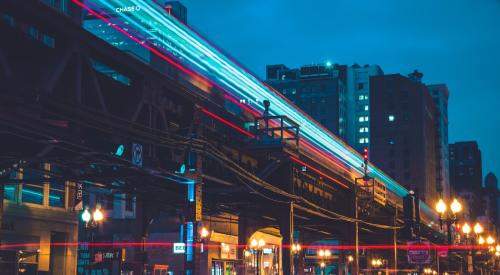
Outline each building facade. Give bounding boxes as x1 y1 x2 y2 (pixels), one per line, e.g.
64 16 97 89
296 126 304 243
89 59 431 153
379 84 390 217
427 84 451 199
449 141 483 219
483 172 499 234
1 164 79 275
369 71 438 205
346 64 384 153
266 64 348 140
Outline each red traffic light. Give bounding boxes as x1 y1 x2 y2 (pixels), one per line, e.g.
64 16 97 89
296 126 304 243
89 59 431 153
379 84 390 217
363 148 369 160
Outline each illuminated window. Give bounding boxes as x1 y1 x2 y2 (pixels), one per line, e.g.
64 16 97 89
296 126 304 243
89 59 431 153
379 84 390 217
388 115 395 122
364 105 369 111
358 116 364 122
359 137 369 144
359 127 369 133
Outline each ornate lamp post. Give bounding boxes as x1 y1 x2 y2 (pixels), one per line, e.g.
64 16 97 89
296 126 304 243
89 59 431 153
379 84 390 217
291 242 302 275
435 198 462 244
250 238 266 275
81 208 104 274
318 249 331 275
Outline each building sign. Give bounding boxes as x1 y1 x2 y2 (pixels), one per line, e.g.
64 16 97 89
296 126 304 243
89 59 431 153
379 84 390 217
115 6 141 13
132 143 143 167
74 182 83 211
173 243 186 254
220 243 237 260
407 241 431 265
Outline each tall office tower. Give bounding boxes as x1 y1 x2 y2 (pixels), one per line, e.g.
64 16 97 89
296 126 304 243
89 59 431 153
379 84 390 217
346 64 384 153
427 84 451 199
449 141 484 219
370 70 438 204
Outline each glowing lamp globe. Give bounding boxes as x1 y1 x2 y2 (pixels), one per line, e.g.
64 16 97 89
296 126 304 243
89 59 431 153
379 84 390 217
478 236 485 245
474 223 484 234
487 236 495 245
81 209 91 223
435 199 447 214
450 199 462 214
462 223 471 234
93 208 104 222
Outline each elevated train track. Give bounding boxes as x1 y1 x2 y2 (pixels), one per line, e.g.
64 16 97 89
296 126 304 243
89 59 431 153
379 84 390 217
72 0 438 225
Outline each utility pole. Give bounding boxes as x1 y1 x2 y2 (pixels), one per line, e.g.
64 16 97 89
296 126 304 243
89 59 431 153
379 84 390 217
184 107 203 275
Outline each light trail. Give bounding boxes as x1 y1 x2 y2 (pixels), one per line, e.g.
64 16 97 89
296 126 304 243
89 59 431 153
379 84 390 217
201 108 255 138
0 242 490 251
75 0 436 220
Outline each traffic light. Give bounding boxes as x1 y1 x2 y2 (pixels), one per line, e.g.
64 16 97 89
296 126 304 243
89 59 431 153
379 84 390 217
363 148 369 162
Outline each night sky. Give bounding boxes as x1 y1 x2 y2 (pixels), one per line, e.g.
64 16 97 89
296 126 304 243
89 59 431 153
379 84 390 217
180 0 500 180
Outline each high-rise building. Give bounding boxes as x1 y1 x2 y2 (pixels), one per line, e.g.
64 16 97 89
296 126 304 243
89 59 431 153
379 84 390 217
427 84 451 199
449 141 483 191
369 71 438 204
449 141 483 219
346 64 384 153
266 63 383 145
266 64 348 140
484 172 499 234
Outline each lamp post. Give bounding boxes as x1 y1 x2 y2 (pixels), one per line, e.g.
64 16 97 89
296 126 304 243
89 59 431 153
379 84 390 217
435 198 462 244
291 243 302 275
81 208 104 275
436 198 462 273
370 258 383 275
318 249 331 275
250 238 266 275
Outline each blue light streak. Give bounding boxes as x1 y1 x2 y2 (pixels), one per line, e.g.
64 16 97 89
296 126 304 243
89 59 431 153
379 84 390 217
80 0 435 219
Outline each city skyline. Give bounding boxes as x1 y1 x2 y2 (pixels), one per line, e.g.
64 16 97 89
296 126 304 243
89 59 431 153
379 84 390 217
181 0 500 180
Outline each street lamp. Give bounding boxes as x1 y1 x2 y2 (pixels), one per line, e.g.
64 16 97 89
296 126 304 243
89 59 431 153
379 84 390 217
462 222 471 235
435 198 462 245
81 207 104 275
250 238 266 275
318 249 331 275
291 243 302 275
474 223 484 235
478 236 485 245
487 235 495 246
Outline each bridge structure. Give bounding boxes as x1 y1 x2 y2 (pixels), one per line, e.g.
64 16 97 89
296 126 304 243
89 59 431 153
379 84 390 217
0 1 444 274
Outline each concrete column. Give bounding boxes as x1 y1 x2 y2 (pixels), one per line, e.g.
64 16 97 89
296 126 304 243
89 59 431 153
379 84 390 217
279 202 294 275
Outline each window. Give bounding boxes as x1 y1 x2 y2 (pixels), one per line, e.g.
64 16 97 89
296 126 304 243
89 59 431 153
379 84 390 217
125 194 134 211
388 115 395 122
359 138 369 144
49 181 65 207
364 105 369 111
4 184 16 201
358 116 369 122
358 83 364 90
91 59 131 86
22 183 44 205
359 127 369 133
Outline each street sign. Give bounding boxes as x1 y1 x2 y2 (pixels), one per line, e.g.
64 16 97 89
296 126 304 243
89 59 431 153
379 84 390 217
132 143 143 167
437 248 448 258
173 243 186 254
407 241 431 265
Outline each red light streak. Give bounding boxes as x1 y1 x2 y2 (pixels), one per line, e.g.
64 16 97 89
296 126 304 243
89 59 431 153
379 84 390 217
201 108 255 138
290 156 350 189
0 242 491 251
